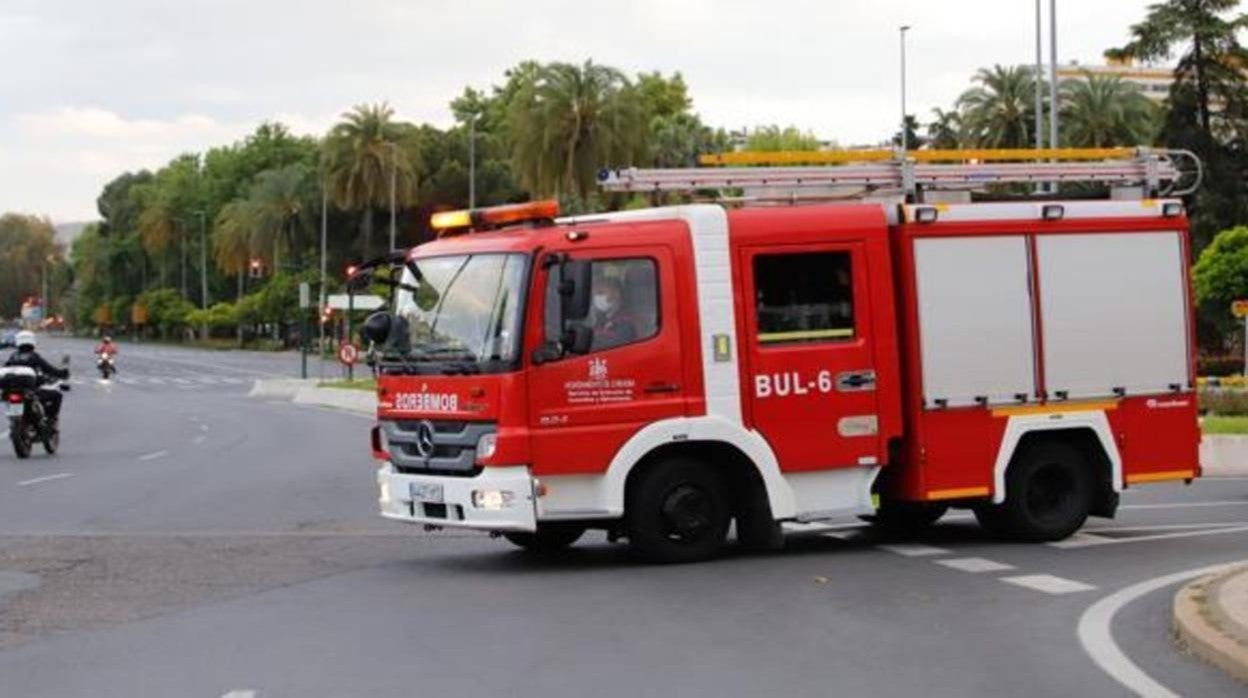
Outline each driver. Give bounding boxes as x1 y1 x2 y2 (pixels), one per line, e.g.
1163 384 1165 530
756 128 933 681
590 277 637 349
95 335 118 359
4 331 69 424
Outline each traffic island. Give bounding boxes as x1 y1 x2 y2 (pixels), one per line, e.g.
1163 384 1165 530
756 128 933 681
250 378 376 415
1173 563 1248 685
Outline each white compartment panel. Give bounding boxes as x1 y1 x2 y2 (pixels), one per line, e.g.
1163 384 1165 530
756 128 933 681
1037 232 1188 399
914 236 1036 407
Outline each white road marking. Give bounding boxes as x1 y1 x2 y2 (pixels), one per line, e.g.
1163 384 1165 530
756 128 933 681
1000 574 1096 595
1048 532 1114 548
138 450 169 461
116 377 137 385
193 435 207 445
220 690 257 698
172 377 192 385
199 424 209 432
16 472 74 486
1049 523 1248 549
147 377 165 384
1121 500 1248 510
1077 562 1237 698
936 557 1016 573
1085 521 1248 533
877 544 951 557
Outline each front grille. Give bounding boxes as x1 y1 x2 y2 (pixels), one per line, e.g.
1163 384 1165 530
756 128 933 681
383 419 495 477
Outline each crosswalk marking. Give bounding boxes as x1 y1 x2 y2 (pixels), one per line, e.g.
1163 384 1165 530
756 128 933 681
1000 574 1096 595
877 544 951 557
936 557 1016 573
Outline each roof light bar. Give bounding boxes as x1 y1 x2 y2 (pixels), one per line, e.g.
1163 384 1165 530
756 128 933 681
430 200 560 234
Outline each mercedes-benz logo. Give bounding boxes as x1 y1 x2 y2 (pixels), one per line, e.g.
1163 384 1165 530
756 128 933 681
415 420 436 458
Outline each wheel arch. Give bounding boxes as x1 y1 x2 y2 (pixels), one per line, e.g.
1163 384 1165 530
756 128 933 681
991 412 1121 507
604 417 797 520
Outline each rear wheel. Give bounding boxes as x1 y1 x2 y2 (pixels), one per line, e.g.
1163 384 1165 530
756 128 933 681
42 425 59 455
10 419 31 459
503 524 585 554
976 440 1092 542
627 458 731 564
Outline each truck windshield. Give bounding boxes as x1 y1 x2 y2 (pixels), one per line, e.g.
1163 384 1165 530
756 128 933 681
392 253 527 371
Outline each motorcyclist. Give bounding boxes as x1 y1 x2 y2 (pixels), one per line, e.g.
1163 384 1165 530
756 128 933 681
95 335 118 373
4 331 69 424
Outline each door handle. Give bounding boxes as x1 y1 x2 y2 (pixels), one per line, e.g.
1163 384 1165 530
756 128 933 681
836 370 877 392
644 382 681 394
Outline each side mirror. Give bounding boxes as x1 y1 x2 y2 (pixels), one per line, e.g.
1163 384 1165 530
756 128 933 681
562 325 594 355
560 259 592 322
361 311 392 346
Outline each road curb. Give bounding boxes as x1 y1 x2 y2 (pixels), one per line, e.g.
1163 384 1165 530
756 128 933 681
248 378 319 400
290 385 376 415
1173 563 1248 685
1199 436 1248 477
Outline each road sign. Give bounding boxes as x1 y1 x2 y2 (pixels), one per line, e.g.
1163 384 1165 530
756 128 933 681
299 282 311 309
1233 300 1248 318
337 343 359 366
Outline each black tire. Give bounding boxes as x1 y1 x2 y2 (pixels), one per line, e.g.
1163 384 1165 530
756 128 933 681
11 422 31 459
978 440 1093 542
627 458 731 564
503 524 585 553
42 427 59 455
867 500 949 533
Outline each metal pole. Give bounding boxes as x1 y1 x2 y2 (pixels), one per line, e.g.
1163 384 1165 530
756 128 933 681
319 180 328 369
41 261 47 320
468 116 477 208
1048 0 1059 155
1034 0 1044 152
899 25 910 152
388 142 397 252
198 211 208 341
347 292 355 382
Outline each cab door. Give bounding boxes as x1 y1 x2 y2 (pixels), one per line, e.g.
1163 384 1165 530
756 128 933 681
526 245 687 476
739 242 885 472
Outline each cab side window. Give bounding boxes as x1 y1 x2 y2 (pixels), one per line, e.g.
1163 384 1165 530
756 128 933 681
753 252 855 344
546 257 659 353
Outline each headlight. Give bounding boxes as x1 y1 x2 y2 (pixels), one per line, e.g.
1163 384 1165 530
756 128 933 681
476 433 498 462
471 489 516 510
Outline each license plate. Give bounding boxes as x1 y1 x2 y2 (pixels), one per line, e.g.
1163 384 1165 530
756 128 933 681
5 403 23 417
409 482 444 504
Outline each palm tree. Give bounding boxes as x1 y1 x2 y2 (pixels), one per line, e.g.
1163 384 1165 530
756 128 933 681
322 103 420 260
507 60 645 201
213 200 257 345
927 108 964 149
249 164 312 270
136 198 174 287
957 65 1041 148
1060 72 1159 147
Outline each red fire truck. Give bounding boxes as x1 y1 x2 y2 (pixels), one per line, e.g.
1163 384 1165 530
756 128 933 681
358 148 1203 562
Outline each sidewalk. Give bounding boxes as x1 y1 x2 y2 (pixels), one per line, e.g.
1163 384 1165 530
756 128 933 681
1174 564 1248 684
250 378 375 415
1200 435 1248 477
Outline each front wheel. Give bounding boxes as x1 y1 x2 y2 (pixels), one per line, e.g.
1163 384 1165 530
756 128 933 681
503 524 585 554
976 440 1092 542
42 425 59 455
10 418 31 459
627 458 731 564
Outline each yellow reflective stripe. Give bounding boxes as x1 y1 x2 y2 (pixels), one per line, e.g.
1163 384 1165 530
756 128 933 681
990 400 1119 417
926 486 991 501
699 147 1136 166
1125 470 1196 484
758 328 854 343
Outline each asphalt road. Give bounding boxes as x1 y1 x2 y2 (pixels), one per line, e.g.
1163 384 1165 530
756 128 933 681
0 336 1246 697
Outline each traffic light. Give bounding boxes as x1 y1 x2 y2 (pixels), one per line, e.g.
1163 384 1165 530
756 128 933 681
345 263 358 278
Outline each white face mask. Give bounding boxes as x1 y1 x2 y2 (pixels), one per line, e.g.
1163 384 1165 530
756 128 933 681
593 294 616 314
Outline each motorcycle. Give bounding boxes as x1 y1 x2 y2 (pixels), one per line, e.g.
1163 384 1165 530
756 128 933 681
0 359 70 459
97 352 116 379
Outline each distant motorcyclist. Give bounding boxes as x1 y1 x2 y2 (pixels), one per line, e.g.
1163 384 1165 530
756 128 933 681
95 336 118 358
4 331 69 423
95 336 118 377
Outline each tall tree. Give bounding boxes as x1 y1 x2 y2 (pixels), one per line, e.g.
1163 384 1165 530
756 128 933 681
891 115 927 149
1108 0 1248 251
745 125 822 151
927 108 964 149
507 61 646 201
0 214 62 318
249 164 313 269
957 65 1041 148
1059 72 1159 147
322 103 421 260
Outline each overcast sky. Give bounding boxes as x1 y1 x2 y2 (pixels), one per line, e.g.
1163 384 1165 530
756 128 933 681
1 0 1163 222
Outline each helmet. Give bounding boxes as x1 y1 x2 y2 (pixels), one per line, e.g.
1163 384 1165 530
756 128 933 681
14 331 35 350
103 335 112 343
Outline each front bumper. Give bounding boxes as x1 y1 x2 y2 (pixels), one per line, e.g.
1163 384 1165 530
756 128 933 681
377 463 537 532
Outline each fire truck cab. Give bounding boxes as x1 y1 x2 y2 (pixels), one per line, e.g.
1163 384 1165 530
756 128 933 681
366 151 1200 563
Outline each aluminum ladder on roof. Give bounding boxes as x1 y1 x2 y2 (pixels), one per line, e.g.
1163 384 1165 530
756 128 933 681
597 147 1203 200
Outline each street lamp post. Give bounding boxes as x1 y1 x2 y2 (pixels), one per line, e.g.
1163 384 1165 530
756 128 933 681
319 177 328 370
387 142 398 252
899 25 911 152
1048 0 1059 156
468 114 477 209
195 210 208 340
